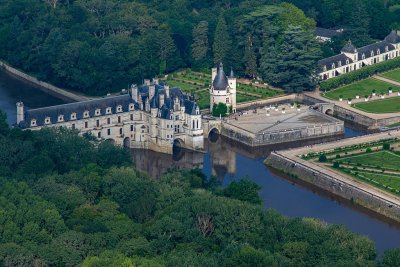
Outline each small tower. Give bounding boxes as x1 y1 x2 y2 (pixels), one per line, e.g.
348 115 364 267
228 67 237 113
130 84 138 102
341 40 358 61
16 102 24 124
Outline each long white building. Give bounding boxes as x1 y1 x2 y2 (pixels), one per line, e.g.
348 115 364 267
16 79 204 154
318 31 400 80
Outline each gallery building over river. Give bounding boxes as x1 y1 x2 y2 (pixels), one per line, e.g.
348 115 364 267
15 79 204 154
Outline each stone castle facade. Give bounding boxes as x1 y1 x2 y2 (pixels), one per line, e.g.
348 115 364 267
318 31 400 80
210 63 237 113
16 79 204 154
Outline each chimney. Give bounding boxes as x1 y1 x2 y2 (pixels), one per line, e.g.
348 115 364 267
159 93 165 107
164 84 170 98
149 85 155 100
130 84 138 102
16 102 24 124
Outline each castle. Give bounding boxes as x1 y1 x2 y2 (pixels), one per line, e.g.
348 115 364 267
210 63 237 114
318 31 400 80
16 79 204 154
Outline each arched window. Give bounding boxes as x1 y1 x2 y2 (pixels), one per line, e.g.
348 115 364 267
58 115 64 122
71 113 77 120
95 109 101 116
106 107 112 114
116 105 123 113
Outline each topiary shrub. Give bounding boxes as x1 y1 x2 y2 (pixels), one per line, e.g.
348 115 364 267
383 143 391 150
333 162 340 168
319 154 328 162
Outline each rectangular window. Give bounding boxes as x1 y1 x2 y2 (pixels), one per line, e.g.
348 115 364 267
98 132 101 138
96 120 99 127
130 114 133 120
107 129 111 135
118 116 121 123
107 118 111 124
72 124 75 130
85 121 88 128
130 125 134 131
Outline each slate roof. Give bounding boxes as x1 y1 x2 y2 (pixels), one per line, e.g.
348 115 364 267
213 63 229 91
385 31 400 44
315 27 342 39
357 41 395 59
341 41 357 53
19 81 200 128
19 94 137 128
318 54 353 71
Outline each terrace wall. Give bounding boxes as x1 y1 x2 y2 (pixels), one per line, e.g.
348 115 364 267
266 152 400 222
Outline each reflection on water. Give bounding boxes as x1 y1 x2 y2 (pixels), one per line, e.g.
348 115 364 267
130 130 400 255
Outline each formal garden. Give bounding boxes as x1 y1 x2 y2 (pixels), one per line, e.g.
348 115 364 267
166 70 284 109
352 97 400 113
323 78 400 101
382 68 400 83
301 138 400 196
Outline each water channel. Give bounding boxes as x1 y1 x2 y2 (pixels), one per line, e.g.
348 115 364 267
1 70 399 255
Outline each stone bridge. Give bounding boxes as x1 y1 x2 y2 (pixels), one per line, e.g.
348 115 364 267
202 118 222 138
312 103 335 116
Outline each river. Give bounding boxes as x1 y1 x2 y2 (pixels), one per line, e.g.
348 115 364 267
1 70 399 255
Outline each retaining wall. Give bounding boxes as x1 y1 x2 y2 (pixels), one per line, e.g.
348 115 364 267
266 152 400 222
0 61 89 102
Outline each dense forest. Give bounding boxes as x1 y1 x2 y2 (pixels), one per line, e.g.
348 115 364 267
1 0 400 95
0 108 400 266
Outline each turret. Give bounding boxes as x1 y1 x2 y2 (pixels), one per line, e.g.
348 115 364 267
149 85 155 100
341 40 358 61
159 93 165 107
164 85 170 98
16 102 24 124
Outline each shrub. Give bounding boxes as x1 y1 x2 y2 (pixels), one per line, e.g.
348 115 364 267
336 154 341 158
319 154 328 162
333 162 340 168
383 143 391 150
366 148 372 153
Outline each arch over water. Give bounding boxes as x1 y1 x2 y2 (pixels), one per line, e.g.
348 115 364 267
208 128 220 143
123 137 131 148
325 109 334 116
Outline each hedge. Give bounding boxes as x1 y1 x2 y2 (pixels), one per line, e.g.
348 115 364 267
320 57 400 91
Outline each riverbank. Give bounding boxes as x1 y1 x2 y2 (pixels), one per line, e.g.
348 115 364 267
265 131 400 223
0 61 90 102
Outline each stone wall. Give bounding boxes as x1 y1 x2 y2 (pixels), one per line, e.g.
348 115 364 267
0 61 89 102
266 152 400 222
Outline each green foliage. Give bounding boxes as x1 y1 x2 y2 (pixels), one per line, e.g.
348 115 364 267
191 21 209 66
333 161 340 168
213 15 232 65
380 248 400 267
383 143 391 150
319 154 328 162
212 103 228 117
221 178 262 205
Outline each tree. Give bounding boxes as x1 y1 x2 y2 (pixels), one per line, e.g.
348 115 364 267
261 26 321 93
319 154 327 162
221 178 262 204
213 15 231 65
191 21 209 63
0 110 9 136
212 103 228 117
344 0 372 47
243 34 257 78
381 248 400 267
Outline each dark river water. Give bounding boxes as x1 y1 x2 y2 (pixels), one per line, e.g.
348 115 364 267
1 70 399 255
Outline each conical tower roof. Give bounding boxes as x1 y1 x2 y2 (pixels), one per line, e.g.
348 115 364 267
341 40 357 53
213 63 228 91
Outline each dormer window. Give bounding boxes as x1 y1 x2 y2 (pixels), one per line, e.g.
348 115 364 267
385 46 389 52
323 66 327 72
58 115 64 122
332 63 335 69
116 105 123 113
95 109 101 116
362 54 365 60
129 104 135 111
346 59 349 65
31 119 37 127
83 111 89 118
106 107 112 114
71 113 77 120
371 51 374 57
338 61 342 67
377 49 380 55
45 117 51 125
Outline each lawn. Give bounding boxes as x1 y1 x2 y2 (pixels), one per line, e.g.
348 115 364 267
166 80 206 92
354 171 400 195
352 96 400 113
382 68 400 83
323 78 399 100
337 150 400 170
